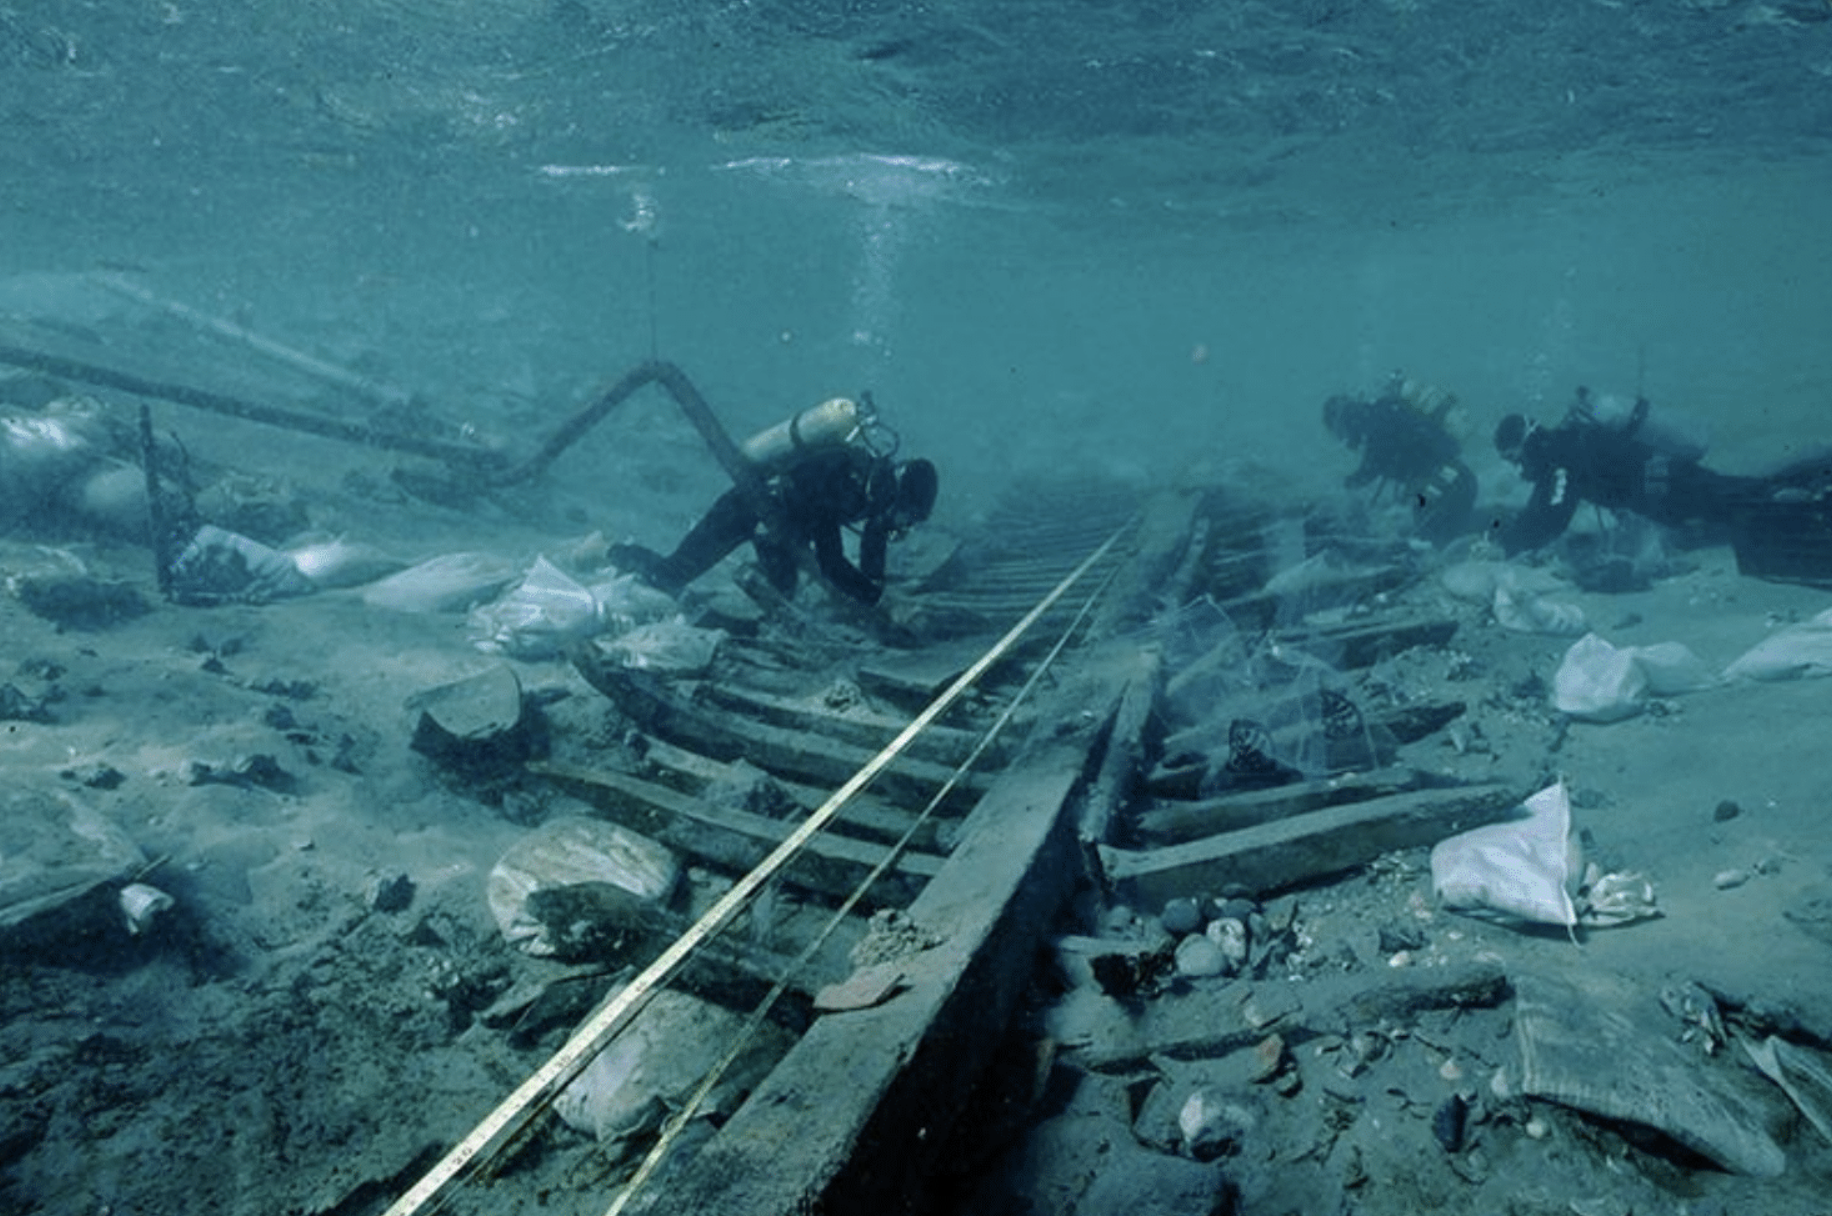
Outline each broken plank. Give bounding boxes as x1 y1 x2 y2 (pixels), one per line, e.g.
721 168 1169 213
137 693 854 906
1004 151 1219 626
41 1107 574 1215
634 738 949 853
572 653 990 811
1101 781 1521 906
529 760 942 905
1060 960 1510 1072
1276 611 1459 670
697 680 1000 770
1132 766 1438 847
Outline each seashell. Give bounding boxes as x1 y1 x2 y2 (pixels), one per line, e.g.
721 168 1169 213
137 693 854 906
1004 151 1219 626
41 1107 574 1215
119 882 174 935
1204 916 1249 968
1580 871 1661 927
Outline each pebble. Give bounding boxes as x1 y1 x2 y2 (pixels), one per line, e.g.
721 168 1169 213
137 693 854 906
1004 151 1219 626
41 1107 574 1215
1251 1033 1286 1083
1161 897 1203 936
1713 868 1750 890
1175 932 1230 978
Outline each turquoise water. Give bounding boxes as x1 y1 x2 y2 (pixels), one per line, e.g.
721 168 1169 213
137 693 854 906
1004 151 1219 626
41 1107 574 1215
6 1 1829 513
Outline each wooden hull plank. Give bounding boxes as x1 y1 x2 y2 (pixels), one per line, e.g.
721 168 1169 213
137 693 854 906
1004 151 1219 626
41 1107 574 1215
1100 780 1521 906
573 656 990 810
1131 766 1435 847
625 652 1145 1216
633 737 948 852
529 760 941 905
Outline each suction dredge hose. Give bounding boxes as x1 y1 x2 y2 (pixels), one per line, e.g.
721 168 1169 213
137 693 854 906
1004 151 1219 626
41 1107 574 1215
0 340 858 603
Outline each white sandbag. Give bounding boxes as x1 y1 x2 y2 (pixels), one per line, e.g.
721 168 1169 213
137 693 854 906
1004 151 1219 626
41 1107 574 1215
1723 607 1832 681
599 619 726 677
1493 582 1587 636
469 556 602 659
1628 641 1719 696
361 551 522 613
1552 633 1648 721
287 536 406 589
0 784 147 929
589 572 681 634
1438 559 1566 605
487 816 681 956
553 988 792 1144
1431 780 1583 929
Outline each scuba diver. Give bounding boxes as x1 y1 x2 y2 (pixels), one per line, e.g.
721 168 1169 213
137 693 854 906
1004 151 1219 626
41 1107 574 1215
1322 376 1478 544
610 394 938 607
1491 387 1758 556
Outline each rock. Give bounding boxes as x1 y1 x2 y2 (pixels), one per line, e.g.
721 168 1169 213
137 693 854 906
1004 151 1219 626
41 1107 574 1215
1431 1093 1468 1152
1177 1085 1257 1161
1250 1033 1287 1083
366 872 415 914
1714 868 1750 891
1161 896 1203 936
1713 799 1742 822
1175 932 1230 979
10 573 150 630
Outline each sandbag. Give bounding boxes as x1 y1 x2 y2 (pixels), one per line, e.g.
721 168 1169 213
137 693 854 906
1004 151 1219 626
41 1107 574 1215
1431 781 1582 928
488 816 681 956
469 556 601 659
0 783 146 930
1552 634 1647 722
553 987 792 1145
362 551 522 613
1514 970 1785 1176
1723 606 1832 681
598 619 726 677
1493 582 1586 636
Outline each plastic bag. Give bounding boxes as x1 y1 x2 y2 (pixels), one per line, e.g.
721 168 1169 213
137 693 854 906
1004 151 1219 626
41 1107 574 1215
470 557 602 659
1431 781 1583 929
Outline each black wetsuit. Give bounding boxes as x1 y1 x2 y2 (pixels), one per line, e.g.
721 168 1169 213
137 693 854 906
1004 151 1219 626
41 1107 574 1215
620 446 899 604
1326 393 1477 543
1500 415 1756 555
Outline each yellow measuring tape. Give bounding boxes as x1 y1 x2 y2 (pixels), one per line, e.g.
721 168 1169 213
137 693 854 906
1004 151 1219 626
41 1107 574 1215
383 523 1130 1216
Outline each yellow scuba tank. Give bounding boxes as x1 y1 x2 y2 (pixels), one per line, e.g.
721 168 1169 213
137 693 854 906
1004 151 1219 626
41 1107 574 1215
740 397 866 471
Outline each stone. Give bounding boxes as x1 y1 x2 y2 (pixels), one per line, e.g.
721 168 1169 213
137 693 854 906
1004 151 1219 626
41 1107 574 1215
1175 932 1230 978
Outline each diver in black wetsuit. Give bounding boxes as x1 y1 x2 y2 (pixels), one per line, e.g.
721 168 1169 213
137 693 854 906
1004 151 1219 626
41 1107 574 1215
612 445 938 606
1323 378 1477 543
1492 389 1758 556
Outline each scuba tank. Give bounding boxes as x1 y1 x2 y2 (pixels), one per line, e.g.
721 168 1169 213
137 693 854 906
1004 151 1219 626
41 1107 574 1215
740 396 868 472
1568 387 1708 463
